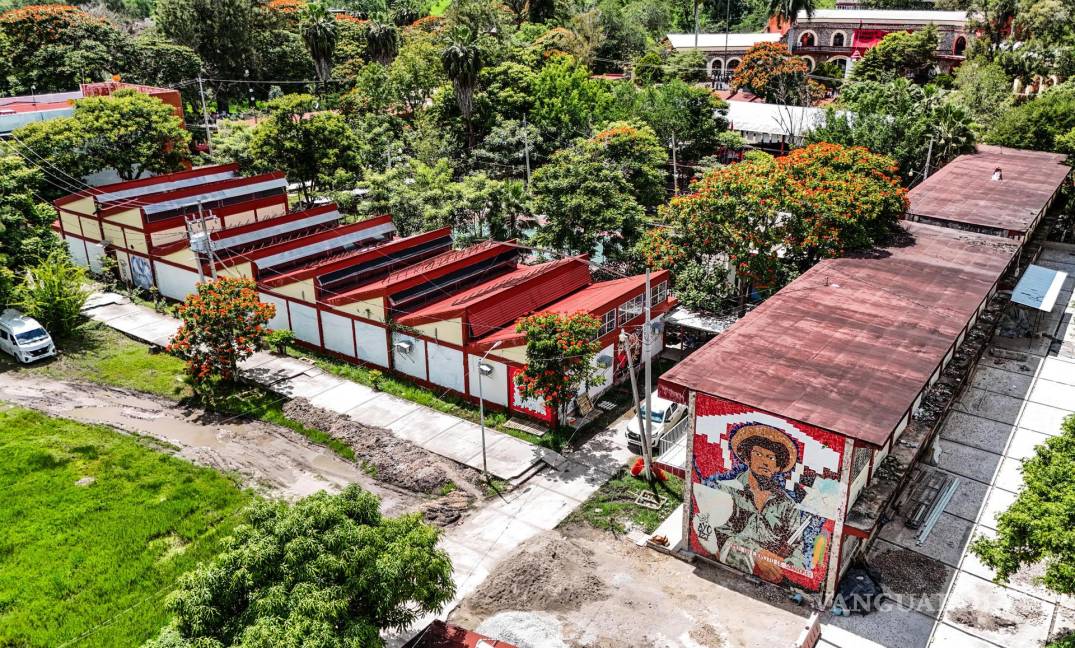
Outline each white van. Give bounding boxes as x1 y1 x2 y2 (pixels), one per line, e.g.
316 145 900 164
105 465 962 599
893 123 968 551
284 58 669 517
0 309 56 363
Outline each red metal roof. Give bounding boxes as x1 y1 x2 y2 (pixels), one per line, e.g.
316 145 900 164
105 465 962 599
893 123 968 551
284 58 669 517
472 269 673 350
259 227 451 288
97 172 286 215
53 164 240 207
402 620 517 648
658 222 1018 447
235 215 393 266
324 240 517 306
908 145 1071 234
396 257 592 338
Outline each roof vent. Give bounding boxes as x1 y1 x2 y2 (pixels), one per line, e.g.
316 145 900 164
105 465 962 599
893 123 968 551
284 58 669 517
992 167 1003 181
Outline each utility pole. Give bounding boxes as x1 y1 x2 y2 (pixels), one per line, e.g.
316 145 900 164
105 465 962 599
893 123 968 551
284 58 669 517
197 201 217 280
522 114 532 190
693 0 700 49
923 135 935 180
197 76 213 156
641 268 656 480
186 215 204 284
671 132 679 195
621 329 653 480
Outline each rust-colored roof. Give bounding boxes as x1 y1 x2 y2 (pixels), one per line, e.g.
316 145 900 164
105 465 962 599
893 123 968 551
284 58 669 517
402 620 517 648
396 257 591 337
907 145 1071 234
659 223 1018 447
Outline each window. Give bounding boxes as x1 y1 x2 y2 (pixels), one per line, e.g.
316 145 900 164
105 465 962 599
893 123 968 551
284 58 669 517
831 32 845 47
618 294 644 322
0 330 7 341
954 36 967 56
654 281 669 304
799 32 815 47
599 309 616 336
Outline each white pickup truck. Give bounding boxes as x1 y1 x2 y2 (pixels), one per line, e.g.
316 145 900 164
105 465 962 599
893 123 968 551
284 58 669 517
625 393 686 451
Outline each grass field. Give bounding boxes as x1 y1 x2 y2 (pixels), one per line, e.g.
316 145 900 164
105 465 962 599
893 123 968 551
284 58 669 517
564 468 684 534
0 406 252 647
3 321 355 460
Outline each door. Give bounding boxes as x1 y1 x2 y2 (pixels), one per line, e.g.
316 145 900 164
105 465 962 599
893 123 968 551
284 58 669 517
0 328 12 356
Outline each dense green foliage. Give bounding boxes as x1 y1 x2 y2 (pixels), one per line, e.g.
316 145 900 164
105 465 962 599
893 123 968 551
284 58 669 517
14 250 90 338
852 25 938 83
985 82 1075 152
972 415 1075 595
0 153 65 282
151 485 455 648
0 407 252 647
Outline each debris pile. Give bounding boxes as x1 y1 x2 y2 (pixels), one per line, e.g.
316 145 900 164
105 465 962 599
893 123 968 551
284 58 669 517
467 533 608 615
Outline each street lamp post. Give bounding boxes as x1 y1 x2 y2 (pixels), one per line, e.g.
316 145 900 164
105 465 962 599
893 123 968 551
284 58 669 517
477 340 503 481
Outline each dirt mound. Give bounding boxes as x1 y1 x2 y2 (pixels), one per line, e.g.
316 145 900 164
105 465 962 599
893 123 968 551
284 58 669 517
466 533 607 615
282 398 480 497
422 489 473 526
949 606 1018 632
870 547 950 597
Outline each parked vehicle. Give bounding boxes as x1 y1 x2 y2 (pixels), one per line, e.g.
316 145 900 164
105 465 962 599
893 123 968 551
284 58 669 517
626 393 686 451
0 309 56 363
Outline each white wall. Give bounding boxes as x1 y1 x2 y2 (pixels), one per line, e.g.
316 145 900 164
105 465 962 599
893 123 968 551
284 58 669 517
154 262 200 301
290 302 321 346
583 343 615 400
65 235 88 268
392 331 427 381
260 293 291 332
468 354 508 407
86 241 106 274
321 310 356 357
355 319 388 367
427 343 464 392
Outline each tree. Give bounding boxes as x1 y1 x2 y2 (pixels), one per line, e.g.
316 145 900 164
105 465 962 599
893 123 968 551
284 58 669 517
529 54 614 147
125 35 204 88
151 485 454 648
250 94 362 202
389 33 447 115
14 250 90 339
301 1 339 83
361 158 458 235
852 26 938 83
166 276 275 392
986 82 1075 152
732 41 816 105
809 79 976 182
515 312 603 428
0 5 130 94
633 50 665 85
584 121 668 209
442 28 484 149
155 0 263 108
366 19 400 65
0 153 66 272
473 119 545 181
947 59 1013 133
12 89 191 186
633 79 730 163
971 415 1075 596
530 146 645 258
767 0 815 48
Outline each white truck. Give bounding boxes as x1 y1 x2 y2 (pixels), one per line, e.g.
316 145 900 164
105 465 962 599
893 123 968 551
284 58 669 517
0 309 56 363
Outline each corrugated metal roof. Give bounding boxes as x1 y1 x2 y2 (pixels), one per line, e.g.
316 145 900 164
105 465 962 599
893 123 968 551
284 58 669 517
397 257 592 337
726 101 827 138
908 145 1071 234
1012 264 1068 312
658 223 1018 447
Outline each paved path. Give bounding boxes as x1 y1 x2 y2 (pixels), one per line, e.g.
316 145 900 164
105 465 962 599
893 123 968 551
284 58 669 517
389 416 635 645
81 293 547 481
820 243 1075 648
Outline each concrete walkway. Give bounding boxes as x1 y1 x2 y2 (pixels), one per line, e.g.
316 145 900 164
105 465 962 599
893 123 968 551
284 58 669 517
81 293 546 481
820 243 1075 648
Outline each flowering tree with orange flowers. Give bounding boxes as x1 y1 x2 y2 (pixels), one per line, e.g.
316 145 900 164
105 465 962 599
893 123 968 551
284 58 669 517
732 41 822 106
515 312 602 430
637 143 906 313
167 277 275 393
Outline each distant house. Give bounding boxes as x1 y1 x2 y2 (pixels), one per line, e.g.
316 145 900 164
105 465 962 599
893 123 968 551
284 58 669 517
0 81 183 136
666 8 970 81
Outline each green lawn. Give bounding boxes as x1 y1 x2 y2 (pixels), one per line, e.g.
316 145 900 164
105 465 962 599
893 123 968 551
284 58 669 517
429 0 451 16
564 468 684 534
0 406 252 647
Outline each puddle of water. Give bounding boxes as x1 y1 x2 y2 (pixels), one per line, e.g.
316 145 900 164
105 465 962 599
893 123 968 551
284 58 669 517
68 406 227 449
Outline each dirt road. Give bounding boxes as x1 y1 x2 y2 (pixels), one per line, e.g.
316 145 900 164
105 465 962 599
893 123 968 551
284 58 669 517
451 525 808 648
0 372 422 514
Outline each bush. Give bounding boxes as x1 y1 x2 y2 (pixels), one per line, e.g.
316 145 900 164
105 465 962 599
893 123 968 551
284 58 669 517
265 328 295 354
14 250 89 339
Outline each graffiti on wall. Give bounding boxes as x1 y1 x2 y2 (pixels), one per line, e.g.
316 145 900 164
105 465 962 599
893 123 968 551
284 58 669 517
508 365 553 421
689 395 845 591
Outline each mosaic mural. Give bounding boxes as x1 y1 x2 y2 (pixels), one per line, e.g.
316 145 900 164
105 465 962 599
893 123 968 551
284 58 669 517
689 394 846 591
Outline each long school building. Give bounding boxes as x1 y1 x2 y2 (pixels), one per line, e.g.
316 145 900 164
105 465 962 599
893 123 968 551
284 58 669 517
54 168 676 422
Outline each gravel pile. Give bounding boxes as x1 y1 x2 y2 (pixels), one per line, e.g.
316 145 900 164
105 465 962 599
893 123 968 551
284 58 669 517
870 547 949 597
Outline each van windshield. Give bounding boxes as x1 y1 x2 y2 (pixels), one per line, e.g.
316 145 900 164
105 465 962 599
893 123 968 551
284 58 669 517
15 328 49 345
639 406 666 423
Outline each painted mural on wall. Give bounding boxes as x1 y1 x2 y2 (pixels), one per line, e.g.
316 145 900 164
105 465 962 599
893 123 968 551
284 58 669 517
689 395 845 591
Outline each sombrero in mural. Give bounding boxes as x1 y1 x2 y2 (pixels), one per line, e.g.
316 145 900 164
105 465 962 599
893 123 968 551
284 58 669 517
731 424 797 473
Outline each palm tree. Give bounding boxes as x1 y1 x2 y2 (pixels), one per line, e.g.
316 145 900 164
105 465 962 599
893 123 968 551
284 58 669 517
300 2 339 84
366 20 400 66
768 0 815 54
442 28 483 150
